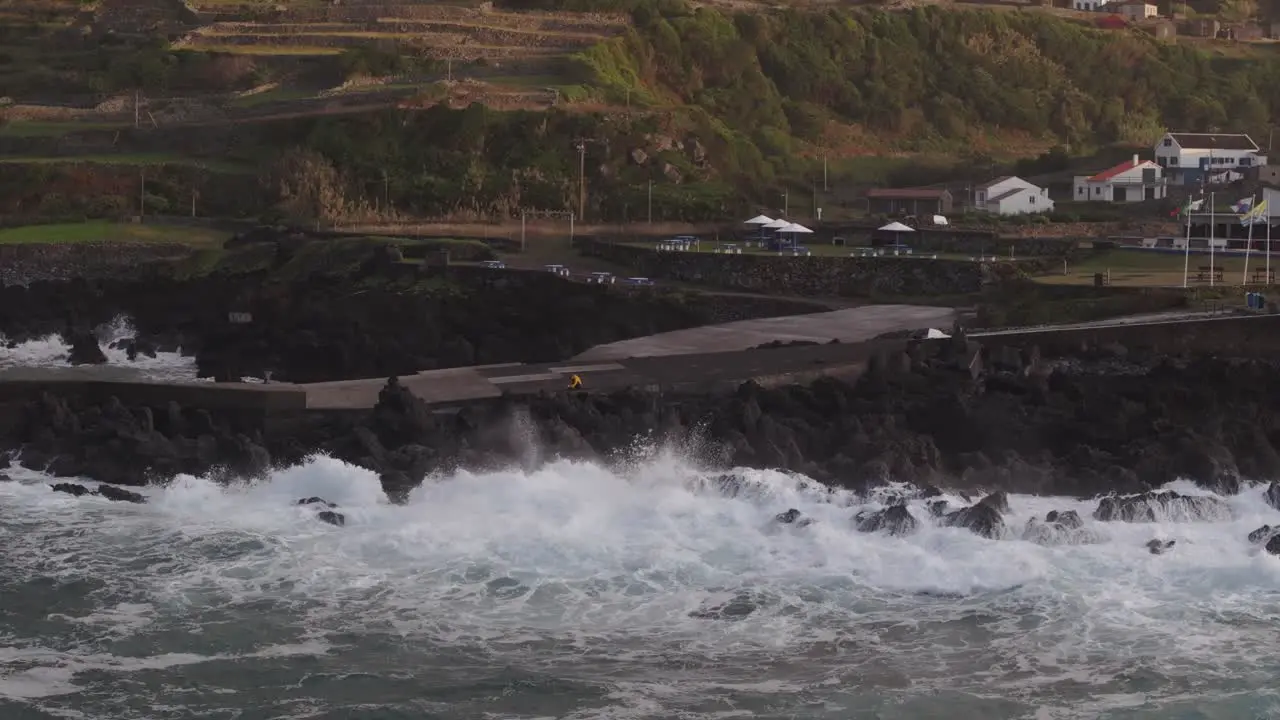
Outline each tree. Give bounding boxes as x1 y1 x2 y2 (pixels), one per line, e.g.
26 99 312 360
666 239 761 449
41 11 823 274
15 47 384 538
262 148 354 225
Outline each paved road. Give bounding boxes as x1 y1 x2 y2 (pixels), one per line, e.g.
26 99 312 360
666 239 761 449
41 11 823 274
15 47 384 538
969 310 1233 337
574 305 957 361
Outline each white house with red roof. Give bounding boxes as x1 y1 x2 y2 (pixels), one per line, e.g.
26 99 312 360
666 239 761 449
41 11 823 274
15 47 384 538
1072 154 1167 203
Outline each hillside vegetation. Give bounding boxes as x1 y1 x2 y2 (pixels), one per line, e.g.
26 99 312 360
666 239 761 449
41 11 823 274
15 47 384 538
2 0 1279 223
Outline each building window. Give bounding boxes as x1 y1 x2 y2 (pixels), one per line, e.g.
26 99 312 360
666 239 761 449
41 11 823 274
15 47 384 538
1030 195 1036 203
1078 187 1084 195
1163 138 1172 146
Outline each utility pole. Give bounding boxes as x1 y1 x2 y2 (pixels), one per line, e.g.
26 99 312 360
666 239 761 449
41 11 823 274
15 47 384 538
575 140 586 222
647 180 653 224
382 170 390 214
521 210 527 252
823 155 828 192
191 188 196 217
139 170 145 218
782 192 788 217
134 90 140 129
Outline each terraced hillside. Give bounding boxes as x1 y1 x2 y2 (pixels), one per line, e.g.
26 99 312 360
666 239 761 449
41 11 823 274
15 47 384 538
4 0 1280 229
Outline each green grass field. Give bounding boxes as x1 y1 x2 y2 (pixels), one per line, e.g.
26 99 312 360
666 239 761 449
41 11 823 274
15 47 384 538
0 154 253 173
0 121 130 137
0 221 230 246
1042 249 1278 287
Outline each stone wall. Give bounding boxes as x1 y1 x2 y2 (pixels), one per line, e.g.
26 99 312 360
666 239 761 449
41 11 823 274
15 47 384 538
581 240 991 296
976 313 1280 357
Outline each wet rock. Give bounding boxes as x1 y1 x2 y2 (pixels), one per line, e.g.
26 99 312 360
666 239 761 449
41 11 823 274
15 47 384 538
977 491 1010 514
943 502 1005 539
1045 510 1084 530
927 499 950 517
1146 539 1176 555
1267 535 1280 556
317 510 345 527
51 482 91 497
1248 525 1276 544
0 473 11 482
854 505 918 537
65 330 106 365
1093 491 1231 523
1265 482 1280 512
96 484 145 503
774 508 812 527
297 496 338 509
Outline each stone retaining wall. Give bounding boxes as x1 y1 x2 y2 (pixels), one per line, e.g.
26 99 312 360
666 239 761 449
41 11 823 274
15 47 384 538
977 313 1280 357
581 240 992 296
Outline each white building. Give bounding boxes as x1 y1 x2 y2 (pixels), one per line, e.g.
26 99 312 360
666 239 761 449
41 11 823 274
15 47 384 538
1072 0 1114 9
1116 2 1157 19
1154 132 1267 185
1072 155 1167 202
974 176 1054 215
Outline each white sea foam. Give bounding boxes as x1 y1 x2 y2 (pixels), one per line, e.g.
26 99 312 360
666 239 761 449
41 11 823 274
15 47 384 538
3 455 1280 717
0 314 197 382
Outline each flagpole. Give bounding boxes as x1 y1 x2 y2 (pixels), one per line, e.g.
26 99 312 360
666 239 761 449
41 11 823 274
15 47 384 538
1210 192 1216 287
1268 206 1273 285
1182 197 1194 288
1243 193 1256 285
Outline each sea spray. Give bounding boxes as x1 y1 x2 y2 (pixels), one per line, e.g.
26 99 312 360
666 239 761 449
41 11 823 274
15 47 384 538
3 458 1280 719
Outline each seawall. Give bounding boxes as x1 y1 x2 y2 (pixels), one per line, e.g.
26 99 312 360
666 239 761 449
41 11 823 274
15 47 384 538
976 312 1280 357
580 240 993 297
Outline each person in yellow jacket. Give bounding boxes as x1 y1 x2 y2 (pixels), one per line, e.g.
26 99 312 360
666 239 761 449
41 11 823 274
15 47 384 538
567 374 583 390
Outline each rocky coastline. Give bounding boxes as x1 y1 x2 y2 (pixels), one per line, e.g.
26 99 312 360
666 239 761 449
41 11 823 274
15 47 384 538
4 331 1280 554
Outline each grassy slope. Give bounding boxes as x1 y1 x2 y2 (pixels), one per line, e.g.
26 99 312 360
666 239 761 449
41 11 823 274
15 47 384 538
0 221 230 246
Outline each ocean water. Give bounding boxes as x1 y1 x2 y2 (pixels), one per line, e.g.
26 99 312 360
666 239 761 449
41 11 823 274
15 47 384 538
0 315 256 384
3 453 1280 720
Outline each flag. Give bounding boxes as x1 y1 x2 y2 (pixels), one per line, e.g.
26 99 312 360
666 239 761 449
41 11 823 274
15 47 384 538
1177 197 1204 216
1233 196 1254 215
1243 199 1269 226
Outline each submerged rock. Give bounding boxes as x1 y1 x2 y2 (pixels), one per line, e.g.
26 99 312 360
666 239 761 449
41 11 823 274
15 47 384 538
317 510 345 527
51 482 145 503
1146 538 1176 555
689 592 759 621
978 491 1010 514
96 484 145 503
1093 491 1230 523
0 473 11 482
297 496 338 509
927 499 950 517
51 482 92 497
854 505 918 537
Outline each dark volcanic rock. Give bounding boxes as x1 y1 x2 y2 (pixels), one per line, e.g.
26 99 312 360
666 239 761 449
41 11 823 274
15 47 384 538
1146 538 1176 555
298 497 338 509
1248 525 1276 544
1045 510 1084 530
317 510 345 527
943 503 1004 539
51 482 91 497
1093 491 1230 523
65 330 106 365
774 508 813 527
96 484 145 503
1267 535 1280 556
855 505 918 536
1265 483 1280 512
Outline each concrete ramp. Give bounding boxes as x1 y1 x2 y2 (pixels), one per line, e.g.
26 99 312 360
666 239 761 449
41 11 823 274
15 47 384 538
574 305 957 361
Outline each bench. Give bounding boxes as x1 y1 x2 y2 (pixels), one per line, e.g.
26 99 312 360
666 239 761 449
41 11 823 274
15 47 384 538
1251 268 1276 284
1195 266 1224 283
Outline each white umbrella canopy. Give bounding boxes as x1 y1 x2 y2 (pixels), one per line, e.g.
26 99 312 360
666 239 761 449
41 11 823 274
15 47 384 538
763 219 791 229
744 214 774 225
878 221 916 232
780 223 813 233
